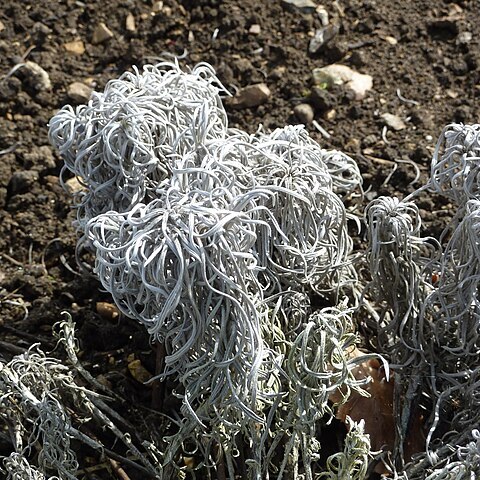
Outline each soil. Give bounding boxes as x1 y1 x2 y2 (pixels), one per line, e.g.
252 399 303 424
0 0 479 478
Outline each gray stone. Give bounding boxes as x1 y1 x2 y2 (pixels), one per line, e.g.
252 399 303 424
67 82 93 103
294 103 315 124
381 113 406 131
309 24 339 53
281 0 317 13
229 83 271 109
92 22 114 44
316 6 329 26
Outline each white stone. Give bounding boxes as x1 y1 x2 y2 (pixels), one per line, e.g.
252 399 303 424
313 64 372 100
381 113 406 131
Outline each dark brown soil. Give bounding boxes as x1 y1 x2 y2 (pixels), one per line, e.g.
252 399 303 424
0 0 479 477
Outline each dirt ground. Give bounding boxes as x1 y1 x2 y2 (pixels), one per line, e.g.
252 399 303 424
0 0 479 478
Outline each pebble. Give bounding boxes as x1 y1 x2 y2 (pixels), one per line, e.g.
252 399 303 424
64 40 85 55
310 86 336 111
20 61 51 91
229 83 271 109
325 108 336 121
65 176 85 194
309 24 339 53
384 35 398 45
8 170 39 195
96 301 120 321
152 1 164 13
281 0 317 13
316 5 329 26
381 113 406 131
0 20 4 32
249 24 261 35
92 22 114 44
312 64 372 100
294 103 315 124
457 31 472 45
126 13 136 32
67 81 93 103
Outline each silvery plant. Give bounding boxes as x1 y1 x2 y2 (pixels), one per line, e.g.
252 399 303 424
364 123 480 478
4 56 472 479
46 60 375 480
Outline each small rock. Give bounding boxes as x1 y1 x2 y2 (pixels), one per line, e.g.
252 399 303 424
281 0 317 13
152 1 164 13
384 35 398 45
324 41 348 63
316 5 329 26
126 13 136 32
325 108 336 121
8 170 39 195
188 30 195 42
128 359 153 384
310 86 336 111
65 176 85 194
20 61 51 91
312 64 372 100
229 83 271 109
249 24 261 35
92 22 114 44
96 302 120 321
64 40 85 55
0 20 5 32
67 81 93 103
309 24 339 53
446 89 458 99
294 103 315 124
381 113 406 131
365 190 377 201
457 31 472 45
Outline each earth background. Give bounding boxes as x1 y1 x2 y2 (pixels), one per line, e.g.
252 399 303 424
0 0 479 478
